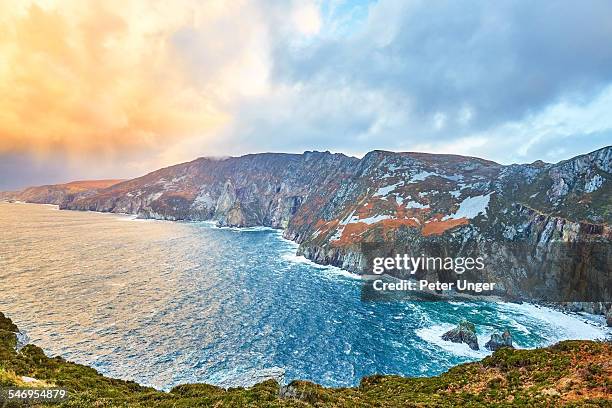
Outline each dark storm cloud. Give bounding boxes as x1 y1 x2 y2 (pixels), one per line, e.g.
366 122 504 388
0 154 69 191
0 153 149 191
270 0 612 133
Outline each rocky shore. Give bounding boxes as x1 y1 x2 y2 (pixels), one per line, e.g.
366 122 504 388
1 312 610 407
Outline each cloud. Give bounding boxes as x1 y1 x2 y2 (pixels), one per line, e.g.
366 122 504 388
1 0 611 189
292 2 322 36
275 0 612 124
0 0 268 157
216 0 612 163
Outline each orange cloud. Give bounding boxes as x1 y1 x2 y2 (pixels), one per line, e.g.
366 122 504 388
0 1 243 157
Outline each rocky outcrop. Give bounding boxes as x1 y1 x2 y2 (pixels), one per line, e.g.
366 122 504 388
0 312 29 352
15 331 30 352
484 330 513 351
441 321 479 350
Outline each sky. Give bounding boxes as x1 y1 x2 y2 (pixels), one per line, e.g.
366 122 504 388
1 0 611 190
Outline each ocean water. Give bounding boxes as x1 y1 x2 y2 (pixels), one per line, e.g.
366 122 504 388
0 202 609 390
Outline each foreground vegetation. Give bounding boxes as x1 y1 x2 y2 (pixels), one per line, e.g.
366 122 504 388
0 312 610 407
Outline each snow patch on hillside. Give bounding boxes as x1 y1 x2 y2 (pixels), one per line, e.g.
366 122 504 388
410 171 438 182
404 200 429 209
359 214 393 224
373 182 402 197
443 193 493 220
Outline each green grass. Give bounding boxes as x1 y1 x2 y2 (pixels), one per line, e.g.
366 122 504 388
0 312 610 407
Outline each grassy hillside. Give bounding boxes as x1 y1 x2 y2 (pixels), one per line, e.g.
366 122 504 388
0 312 610 407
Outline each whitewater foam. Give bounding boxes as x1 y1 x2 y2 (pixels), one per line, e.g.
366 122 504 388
277 235 363 280
495 302 610 343
416 302 610 359
415 324 491 358
280 251 363 280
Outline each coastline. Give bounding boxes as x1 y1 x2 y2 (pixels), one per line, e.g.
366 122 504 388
69 202 612 327
1 311 610 407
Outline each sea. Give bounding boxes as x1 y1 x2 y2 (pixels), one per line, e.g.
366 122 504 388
0 202 608 390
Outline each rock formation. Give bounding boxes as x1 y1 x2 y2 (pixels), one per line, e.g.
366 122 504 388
441 321 479 350
484 329 513 351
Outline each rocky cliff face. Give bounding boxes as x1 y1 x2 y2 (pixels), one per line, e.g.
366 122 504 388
62 152 359 228
5 147 610 308
288 147 610 305
0 179 124 205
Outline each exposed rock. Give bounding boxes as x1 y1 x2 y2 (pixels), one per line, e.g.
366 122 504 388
484 329 514 351
278 382 319 404
20 376 47 385
15 331 30 351
61 152 360 229
441 321 479 350
279 383 303 400
1 179 123 205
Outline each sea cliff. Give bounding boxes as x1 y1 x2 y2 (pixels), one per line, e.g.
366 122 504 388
2 147 611 318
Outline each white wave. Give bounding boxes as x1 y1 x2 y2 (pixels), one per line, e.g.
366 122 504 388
281 252 325 268
280 252 362 280
237 226 278 232
494 302 610 343
415 324 491 358
114 214 140 221
448 301 469 307
196 220 218 227
211 224 278 232
277 238 363 280
125 217 157 223
416 303 610 359
507 319 530 335
319 266 363 281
